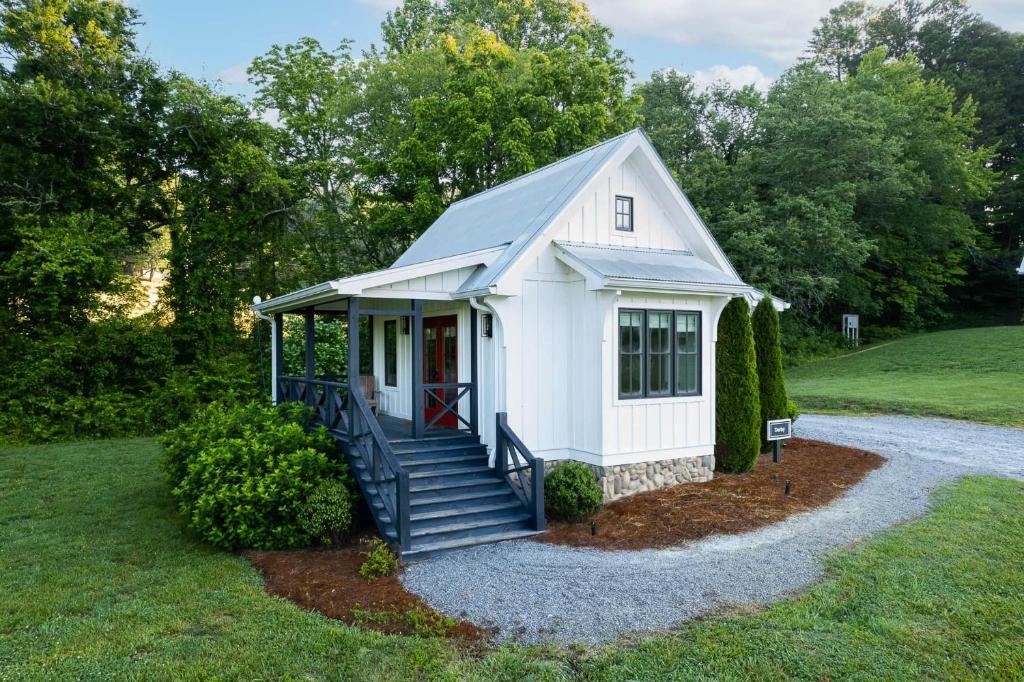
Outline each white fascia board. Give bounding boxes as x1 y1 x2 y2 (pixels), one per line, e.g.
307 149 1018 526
332 245 506 295
606 279 753 296
253 245 506 313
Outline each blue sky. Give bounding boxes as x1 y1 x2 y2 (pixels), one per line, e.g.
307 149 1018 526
131 0 1022 99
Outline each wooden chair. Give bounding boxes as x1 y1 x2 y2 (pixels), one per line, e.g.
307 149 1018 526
359 375 379 415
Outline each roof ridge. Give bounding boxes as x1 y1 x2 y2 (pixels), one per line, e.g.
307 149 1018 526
448 128 642 209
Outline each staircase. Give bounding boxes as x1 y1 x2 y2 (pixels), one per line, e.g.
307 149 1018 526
348 431 544 561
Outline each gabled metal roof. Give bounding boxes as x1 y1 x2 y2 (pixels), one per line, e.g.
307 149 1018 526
392 129 641 271
553 242 748 291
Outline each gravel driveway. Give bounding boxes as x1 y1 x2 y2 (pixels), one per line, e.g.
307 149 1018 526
401 414 1024 644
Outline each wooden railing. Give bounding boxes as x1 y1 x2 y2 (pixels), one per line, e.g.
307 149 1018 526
495 412 546 531
422 382 477 433
278 375 410 552
350 388 410 551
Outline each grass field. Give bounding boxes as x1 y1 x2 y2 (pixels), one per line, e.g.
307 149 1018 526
2 438 1023 679
787 325 1024 428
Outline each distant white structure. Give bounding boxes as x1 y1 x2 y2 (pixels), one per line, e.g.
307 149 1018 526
1018 254 1023 275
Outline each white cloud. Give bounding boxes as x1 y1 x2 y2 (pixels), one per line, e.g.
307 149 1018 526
691 64 773 92
216 62 250 86
586 0 834 63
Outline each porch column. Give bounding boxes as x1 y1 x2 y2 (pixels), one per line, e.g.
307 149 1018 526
470 306 479 435
411 299 424 439
272 313 283 404
347 297 360 431
304 308 315 379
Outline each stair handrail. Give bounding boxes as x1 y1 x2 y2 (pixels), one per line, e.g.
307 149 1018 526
350 388 411 551
495 412 546 531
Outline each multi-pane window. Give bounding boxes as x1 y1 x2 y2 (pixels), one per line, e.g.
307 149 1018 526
384 320 398 387
615 195 633 231
618 310 644 398
618 309 702 399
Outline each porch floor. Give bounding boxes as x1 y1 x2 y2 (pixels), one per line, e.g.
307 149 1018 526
373 413 469 443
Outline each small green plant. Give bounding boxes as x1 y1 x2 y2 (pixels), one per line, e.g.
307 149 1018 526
299 479 353 545
545 461 603 522
359 538 399 579
787 399 801 423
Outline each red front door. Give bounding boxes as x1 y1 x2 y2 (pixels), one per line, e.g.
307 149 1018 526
423 315 458 429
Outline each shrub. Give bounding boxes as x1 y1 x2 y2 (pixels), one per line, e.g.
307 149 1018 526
716 298 761 473
159 401 344 550
299 479 353 545
359 538 399 579
787 399 801 423
545 461 603 522
752 297 789 451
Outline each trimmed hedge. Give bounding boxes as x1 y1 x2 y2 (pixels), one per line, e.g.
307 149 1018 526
545 461 603 522
715 298 761 473
159 401 349 550
752 296 789 451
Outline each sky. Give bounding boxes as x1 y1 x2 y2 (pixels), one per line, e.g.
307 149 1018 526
131 0 1023 99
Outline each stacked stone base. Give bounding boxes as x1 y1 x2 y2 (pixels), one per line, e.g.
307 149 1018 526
546 455 714 502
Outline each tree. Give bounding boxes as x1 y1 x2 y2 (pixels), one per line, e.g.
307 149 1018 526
716 298 761 473
752 297 788 451
808 1 874 80
249 38 364 284
352 3 640 267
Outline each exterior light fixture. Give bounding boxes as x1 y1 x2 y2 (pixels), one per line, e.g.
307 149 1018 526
401 317 410 335
481 313 493 338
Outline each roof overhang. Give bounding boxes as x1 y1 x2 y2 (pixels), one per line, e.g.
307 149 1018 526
252 245 506 314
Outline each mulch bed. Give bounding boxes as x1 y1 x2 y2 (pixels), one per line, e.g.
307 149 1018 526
540 438 885 551
244 538 488 646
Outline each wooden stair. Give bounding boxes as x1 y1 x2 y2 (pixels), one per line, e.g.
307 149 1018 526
347 432 542 561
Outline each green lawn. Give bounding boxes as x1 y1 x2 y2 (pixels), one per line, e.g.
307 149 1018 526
2 439 1023 680
787 325 1024 428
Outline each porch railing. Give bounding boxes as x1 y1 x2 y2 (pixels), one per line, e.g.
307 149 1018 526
422 382 477 433
495 412 546 531
278 375 410 552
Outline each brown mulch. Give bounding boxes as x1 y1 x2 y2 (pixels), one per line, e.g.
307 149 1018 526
540 438 886 551
244 538 488 646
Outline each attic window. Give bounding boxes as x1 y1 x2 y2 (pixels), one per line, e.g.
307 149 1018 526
615 195 633 232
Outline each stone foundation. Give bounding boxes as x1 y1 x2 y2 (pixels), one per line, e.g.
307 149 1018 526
545 455 714 502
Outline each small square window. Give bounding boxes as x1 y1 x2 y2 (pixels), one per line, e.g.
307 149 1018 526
615 195 633 232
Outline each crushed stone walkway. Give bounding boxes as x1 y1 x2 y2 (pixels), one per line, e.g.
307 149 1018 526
401 414 1024 644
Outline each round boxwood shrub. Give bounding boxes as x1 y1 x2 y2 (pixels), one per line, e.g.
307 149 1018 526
715 297 761 473
545 461 603 522
159 401 346 550
752 296 789 451
299 479 353 545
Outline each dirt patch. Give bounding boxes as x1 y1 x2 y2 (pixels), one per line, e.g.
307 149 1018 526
540 438 885 551
244 539 488 645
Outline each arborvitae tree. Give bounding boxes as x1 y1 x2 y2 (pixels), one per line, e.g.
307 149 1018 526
752 296 789 451
715 297 761 473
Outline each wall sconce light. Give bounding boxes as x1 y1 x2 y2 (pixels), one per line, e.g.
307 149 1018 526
401 317 410 335
481 313 493 338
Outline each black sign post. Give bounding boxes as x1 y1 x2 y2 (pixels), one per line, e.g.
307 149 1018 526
767 418 792 463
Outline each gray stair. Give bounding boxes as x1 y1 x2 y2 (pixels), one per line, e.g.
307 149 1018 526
344 429 543 561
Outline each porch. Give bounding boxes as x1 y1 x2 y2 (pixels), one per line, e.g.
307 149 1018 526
256 287 546 561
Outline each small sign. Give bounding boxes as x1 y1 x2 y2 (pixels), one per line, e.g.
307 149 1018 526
767 419 792 441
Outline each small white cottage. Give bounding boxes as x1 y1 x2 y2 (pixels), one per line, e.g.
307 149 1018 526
254 129 773 559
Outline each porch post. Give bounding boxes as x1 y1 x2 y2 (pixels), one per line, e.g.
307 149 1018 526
348 297 360 431
470 306 479 435
304 308 315 379
411 299 424 439
272 313 283 404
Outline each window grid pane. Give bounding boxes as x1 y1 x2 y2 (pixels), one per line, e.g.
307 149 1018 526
615 195 633 231
647 312 671 396
618 310 643 397
675 312 700 395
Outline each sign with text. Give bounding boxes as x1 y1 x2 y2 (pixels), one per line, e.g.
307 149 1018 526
767 418 792 441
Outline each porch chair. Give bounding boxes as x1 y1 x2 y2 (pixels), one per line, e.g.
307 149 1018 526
358 374 379 415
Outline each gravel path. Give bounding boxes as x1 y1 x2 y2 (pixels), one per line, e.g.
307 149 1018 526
402 415 1024 644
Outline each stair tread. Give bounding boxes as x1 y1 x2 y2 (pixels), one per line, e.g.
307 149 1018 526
392 444 486 455
403 528 543 558
398 455 489 467
410 512 532 538
410 500 525 522
408 465 493 479
410 489 516 506
410 477 505 492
